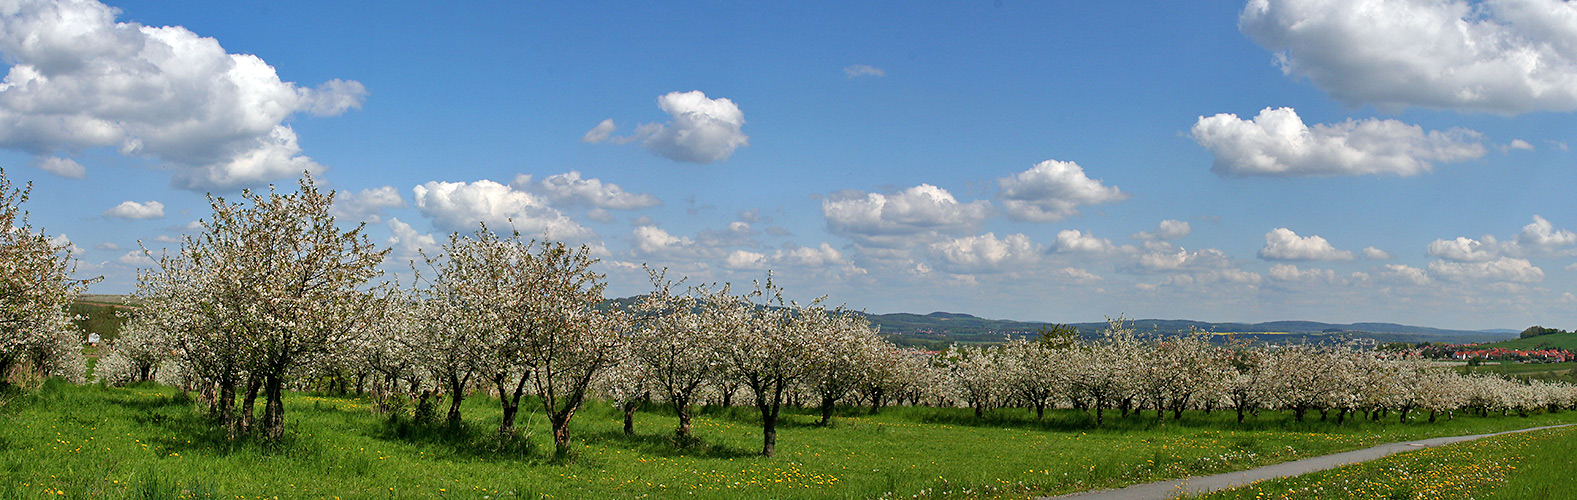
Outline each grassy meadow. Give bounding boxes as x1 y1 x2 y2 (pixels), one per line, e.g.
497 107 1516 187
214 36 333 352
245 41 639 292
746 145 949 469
4 381 1577 499
1190 424 1577 499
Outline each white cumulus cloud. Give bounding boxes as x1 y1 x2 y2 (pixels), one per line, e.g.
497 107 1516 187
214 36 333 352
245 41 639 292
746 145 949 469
928 232 1040 274
1137 243 1234 272
1513 215 1577 254
1427 236 1500 262
588 91 748 163
1258 228 1355 261
102 200 164 220
1054 229 1119 254
519 171 660 210
722 249 768 270
384 217 437 264
0 0 366 190
1132 219 1192 241
1268 263 1337 282
1428 257 1544 283
116 250 155 267
1362 246 1392 260
996 160 1127 222
332 186 405 224
1192 107 1485 177
1241 0 1577 114
34 157 84 178
822 184 990 246
411 180 589 240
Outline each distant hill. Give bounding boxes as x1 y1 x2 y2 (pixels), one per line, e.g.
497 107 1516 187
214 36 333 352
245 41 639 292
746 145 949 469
863 311 1515 347
76 292 1515 347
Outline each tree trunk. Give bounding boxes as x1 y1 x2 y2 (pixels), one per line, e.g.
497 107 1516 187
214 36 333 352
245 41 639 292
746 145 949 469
677 406 694 438
551 414 573 457
1236 405 1245 423
261 373 286 441
1293 405 1306 422
446 373 467 428
240 375 262 433
495 373 527 438
623 402 637 436
869 388 885 414
1429 410 1438 423
1035 402 1046 421
218 377 237 440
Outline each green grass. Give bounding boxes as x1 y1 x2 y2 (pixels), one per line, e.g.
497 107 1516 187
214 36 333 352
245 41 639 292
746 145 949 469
1187 425 1577 499
4 381 1577 499
1472 332 1577 351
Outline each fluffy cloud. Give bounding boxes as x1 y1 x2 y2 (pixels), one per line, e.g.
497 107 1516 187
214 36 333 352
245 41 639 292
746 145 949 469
1428 257 1544 283
1058 267 1103 284
1258 228 1355 261
697 221 758 248
34 157 84 178
822 184 990 246
1192 107 1485 176
384 217 437 264
1241 0 1577 114
332 186 405 224
844 64 886 78
116 250 155 267
1268 263 1337 282
772 243 848 268
1427 236 1499 262
0 0 366 190
1054 229 1119 254
927 232 1040 274
1132 219 1191 241
996 160 1127 222
1362 246 1392 260
630 225 695 257
47 234 82 257
102 200 164 220
581 119 618 143
1380 264 1432 285
517 171 660 210
722 250 767 270
1137 243 1234 272
587 91 748 163
1513 215 1577 254
411 180 589 239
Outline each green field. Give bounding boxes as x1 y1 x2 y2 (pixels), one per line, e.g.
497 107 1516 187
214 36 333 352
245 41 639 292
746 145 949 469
1191 425 1577 499
4 381 1577 499
1471 332 1577 351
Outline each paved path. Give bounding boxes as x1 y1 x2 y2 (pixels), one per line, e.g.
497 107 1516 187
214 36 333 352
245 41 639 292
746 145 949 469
1046 423 1575 500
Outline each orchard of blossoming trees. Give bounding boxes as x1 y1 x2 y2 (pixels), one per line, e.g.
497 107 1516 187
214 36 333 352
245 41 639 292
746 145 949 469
0 169 94 388
5 170 1577 457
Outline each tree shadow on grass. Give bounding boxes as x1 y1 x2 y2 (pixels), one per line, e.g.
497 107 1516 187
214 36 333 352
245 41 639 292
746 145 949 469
365 416 551 464
581 428 757 460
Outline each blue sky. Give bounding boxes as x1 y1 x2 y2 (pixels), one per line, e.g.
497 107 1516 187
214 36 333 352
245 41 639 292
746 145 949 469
5 0 1577 330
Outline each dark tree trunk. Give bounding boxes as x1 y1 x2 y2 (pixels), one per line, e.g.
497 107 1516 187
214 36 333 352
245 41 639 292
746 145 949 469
240 375 262 433
495 373 528 438
217 376 237 440
446 373 467 428
261 373 286 440
819 394 837 426
623 402 637 436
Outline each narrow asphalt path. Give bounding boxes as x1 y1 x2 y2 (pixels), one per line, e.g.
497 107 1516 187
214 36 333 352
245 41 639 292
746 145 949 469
1045 423 1576 500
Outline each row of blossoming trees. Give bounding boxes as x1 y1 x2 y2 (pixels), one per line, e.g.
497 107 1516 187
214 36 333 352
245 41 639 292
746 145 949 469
8 171 1576 458
0 169 91 387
